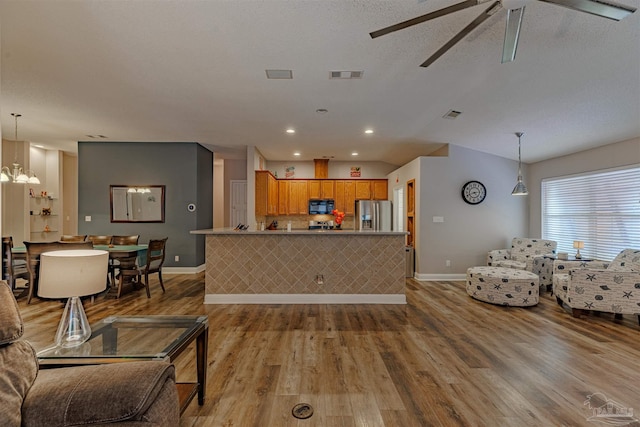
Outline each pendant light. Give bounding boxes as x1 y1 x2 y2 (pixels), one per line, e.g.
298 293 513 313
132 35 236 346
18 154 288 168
1 113 40 184
511 132 528 196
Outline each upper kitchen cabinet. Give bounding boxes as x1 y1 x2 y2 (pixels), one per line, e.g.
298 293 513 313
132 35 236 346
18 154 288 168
278 180 289 215
308 180 335 199
288 181 308 215
335 180 356 215
355 181 371 200
255 171 278 216
372 180 388 200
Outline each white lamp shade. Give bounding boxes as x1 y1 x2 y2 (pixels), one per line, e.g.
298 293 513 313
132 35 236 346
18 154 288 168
38 250 109 298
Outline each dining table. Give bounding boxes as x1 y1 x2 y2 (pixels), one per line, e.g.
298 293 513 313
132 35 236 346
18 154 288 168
12 243 148 298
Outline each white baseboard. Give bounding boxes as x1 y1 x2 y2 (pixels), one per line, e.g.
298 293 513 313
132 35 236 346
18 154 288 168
414 273 466 281
163 264 205 275
204 294 407 304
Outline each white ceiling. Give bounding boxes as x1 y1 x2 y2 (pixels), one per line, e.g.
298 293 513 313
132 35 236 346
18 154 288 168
0 0 638 166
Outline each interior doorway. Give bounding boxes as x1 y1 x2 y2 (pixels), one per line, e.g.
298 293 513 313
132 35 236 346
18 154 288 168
230 180 247 227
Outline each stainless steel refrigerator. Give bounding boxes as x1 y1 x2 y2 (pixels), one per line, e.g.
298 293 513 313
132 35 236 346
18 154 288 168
355 200 392 231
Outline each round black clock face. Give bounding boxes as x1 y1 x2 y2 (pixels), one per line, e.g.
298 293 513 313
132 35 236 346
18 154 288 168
461 181 486 205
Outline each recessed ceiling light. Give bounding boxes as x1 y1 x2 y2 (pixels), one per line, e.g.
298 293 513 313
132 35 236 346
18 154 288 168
293 152 301 156
286 129 295 134
364 129 374 134
315 108 328 114
352 152 359 156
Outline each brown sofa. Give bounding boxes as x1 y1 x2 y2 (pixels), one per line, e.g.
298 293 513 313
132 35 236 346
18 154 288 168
0 281 180 427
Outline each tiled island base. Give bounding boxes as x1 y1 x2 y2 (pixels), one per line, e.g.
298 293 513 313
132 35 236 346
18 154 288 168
199 230 407 304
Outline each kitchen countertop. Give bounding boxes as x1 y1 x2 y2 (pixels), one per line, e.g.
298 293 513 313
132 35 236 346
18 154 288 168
191 228 406 236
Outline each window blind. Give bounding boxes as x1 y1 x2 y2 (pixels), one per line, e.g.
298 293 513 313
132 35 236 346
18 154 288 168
541 165 640 261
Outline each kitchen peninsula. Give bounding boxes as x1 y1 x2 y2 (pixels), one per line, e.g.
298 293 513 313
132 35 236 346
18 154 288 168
191 228 407 304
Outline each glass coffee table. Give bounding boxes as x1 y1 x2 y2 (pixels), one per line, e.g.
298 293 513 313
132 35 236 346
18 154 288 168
37 315 208 414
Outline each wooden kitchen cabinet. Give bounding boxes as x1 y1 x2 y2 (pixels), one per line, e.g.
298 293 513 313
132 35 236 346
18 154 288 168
321 180 335 199
278 180 290 215
255 171 278 216
288 180 308 215
355 180 371 200
372 180 388 200
308 180 335 199
308 180 321 199
257 173 387 217
335 180 356 215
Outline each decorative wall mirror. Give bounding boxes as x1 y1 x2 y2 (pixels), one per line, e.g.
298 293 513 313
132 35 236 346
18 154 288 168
110 185 165 223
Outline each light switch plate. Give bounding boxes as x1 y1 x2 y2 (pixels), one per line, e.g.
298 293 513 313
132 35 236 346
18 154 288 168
85 216 92 222
433 216 444 223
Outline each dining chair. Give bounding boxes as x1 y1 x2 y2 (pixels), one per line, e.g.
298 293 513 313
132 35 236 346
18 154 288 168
118 238 167 298
2 236 29 295
111 235 140 245
59 235 87 242
109 235 140 286
87 235 112 245
23 241 93 304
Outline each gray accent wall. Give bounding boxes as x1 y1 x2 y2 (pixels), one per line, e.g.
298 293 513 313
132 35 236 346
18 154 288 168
78 142 213 268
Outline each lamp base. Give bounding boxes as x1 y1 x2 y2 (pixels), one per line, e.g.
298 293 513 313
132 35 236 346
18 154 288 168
55 296 92 348
575 250 582 260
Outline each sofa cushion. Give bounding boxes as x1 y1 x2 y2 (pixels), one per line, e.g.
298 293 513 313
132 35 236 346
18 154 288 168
22 361 178 426
0 281 24 345
0 281 39 427
607 249 640 272
0 341 39 427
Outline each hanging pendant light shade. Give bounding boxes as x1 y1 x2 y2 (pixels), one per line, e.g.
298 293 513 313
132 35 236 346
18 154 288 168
1 113 40 184
511 132 528 196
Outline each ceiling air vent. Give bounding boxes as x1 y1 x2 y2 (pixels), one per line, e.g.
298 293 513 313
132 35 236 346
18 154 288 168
265 69 293 79
330 71 363 79
443 110 462 119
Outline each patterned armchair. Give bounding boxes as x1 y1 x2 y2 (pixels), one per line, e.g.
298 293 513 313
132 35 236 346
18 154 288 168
487 238 557 273
553 249 640 323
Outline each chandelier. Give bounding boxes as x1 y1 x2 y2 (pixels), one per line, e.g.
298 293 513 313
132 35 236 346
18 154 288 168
1 113 40 184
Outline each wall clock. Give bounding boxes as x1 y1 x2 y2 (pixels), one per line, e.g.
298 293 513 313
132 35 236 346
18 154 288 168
461 181 486 205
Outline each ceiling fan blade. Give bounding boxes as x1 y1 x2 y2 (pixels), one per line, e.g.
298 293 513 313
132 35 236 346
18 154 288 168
421 1 502 67
538 0 636 20
370 0 480 39
501 7 525 63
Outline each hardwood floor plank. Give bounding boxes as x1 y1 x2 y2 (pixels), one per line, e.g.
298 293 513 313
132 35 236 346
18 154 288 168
14 274 640 426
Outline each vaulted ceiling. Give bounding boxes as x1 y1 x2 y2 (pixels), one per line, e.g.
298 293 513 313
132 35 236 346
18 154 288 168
1 0 638 166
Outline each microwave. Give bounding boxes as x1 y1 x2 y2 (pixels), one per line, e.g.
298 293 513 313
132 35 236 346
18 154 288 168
308 199 335 215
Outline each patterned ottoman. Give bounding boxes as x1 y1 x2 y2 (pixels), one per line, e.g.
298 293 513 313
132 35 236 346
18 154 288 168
466 266 539 306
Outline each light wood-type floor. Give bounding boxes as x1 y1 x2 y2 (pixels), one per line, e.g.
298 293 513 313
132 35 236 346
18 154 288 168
17 274 640 427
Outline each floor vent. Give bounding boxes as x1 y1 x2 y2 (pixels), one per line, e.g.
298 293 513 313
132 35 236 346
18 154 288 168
292 403 314 419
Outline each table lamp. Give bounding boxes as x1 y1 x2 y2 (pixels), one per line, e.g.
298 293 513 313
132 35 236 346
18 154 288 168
38 249 109 348
573 241 584 259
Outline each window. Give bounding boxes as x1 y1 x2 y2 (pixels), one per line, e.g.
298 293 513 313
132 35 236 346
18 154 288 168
541 165 640 261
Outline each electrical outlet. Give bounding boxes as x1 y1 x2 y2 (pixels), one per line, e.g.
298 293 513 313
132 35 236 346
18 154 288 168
446 260 451 267
175 255 179 262
316 274 324 285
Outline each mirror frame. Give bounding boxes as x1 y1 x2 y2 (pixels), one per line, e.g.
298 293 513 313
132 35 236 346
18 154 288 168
110 185 165 223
